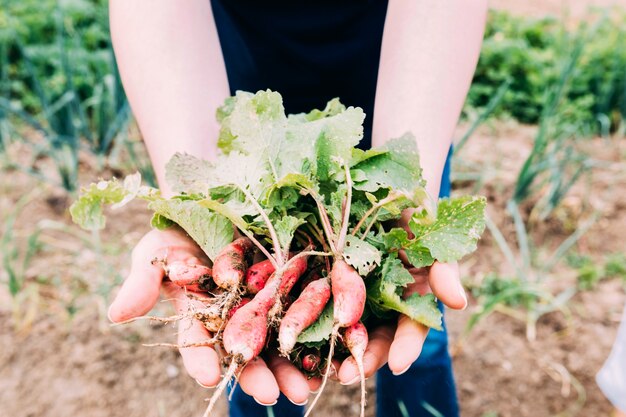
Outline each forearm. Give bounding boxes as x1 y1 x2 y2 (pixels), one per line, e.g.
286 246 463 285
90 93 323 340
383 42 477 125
110 0 229 195
373 0 487 198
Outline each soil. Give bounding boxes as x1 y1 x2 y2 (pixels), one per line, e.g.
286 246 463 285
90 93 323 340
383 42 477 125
2 3 626 417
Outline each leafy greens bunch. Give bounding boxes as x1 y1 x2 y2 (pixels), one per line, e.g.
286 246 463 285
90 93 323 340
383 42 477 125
71 90 486 417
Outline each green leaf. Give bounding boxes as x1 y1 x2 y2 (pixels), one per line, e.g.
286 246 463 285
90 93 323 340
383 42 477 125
198 198 249 231
217 90 286 155
268 173 316 195
381 228 410 250
404 245 435 269
297 301 334 346
314 107 365 181
70 173 156 230
275 215 306 251
409 196 487 263
367 256 442 330
149 199 234 261
352 133 424 194
165 153 215 195
150 213 174 230
301 98 345 121
343 235 381 276
350 148 388 166
381 256 414 286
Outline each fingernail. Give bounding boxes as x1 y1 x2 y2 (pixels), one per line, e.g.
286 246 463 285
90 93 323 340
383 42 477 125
253 397 278 407
392 364 411 376
195 379 216 389
459 284 468 310
288 398 309 406
106 305 115 323
340 376 359 386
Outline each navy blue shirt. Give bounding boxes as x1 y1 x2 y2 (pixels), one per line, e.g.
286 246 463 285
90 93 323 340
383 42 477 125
211 0 388 149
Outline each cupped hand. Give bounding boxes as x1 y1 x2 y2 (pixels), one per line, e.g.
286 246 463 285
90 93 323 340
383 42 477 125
108 227 313 405
337 260 467 384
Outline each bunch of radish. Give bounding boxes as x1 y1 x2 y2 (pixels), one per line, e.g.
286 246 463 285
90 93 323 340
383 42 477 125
72 90 487 417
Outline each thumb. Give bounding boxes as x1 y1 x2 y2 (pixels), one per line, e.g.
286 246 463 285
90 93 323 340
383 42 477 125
108 255 164 323
428 261 467 310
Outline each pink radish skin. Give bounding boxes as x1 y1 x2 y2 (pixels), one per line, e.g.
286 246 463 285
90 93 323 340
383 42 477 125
343 322 368 417
227 297 251 319
244 259 276 294
223 280 279 362
343 322 368 365
302 353 321 373
212 237 254 290
264 255 309 300
305 260 366 417
205 254 309 417
166 261 212 292
278 277 331 355
278 256 309 298
223 254 308 362
331 259 366 328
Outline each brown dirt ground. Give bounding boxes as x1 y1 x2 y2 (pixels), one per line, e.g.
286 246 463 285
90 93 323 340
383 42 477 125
2 4 626 417
2 121 625 417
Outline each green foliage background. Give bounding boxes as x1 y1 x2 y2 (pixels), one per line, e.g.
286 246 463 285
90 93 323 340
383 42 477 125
3 2 626 135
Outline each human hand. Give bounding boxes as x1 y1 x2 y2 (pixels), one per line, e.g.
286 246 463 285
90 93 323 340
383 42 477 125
337 260 467 384
108 227 316 405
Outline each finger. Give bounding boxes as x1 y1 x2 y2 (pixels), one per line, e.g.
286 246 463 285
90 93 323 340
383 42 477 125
388 315 429 374
108 248 164 322
428 261 467 310
176 315 222 388
307 376 322 393
338 325 395 385
267 354 311 405
157 283 223 388
238 356 280 406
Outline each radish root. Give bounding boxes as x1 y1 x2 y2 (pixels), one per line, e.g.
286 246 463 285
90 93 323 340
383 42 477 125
202 359 239 417
304 326 339 417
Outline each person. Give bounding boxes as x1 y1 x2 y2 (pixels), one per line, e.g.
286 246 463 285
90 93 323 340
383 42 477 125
107 1 487 416
597 305 626 417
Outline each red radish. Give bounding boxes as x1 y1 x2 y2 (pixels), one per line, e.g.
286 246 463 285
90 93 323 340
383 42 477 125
202 279 280 417
305 259 366 417
331 259 366 328
211 237 254 320
278 277 331 355
244 258 275 294
301 353 321 373
298 268 322 292
223 281 278 363
166 261 212 292
276 255 309 298
212 237 254 290
227 297 251 319
203 253 309 417
343 322 369 417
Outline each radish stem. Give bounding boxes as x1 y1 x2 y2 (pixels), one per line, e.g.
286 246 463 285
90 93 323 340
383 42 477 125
336 163 353 252
238 186 284 265
351 191 404 237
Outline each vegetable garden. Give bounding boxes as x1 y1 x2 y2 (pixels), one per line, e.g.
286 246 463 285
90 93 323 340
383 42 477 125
1 1 626 417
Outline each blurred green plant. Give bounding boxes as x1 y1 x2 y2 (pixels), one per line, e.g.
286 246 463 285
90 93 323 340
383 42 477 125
0 0 154 192
1 191 43 298
567 252 626 290
461 25 608 340
467 10 626 135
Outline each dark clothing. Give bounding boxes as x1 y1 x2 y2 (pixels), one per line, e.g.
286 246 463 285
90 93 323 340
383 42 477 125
211 0 388 149
211 2 459 416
